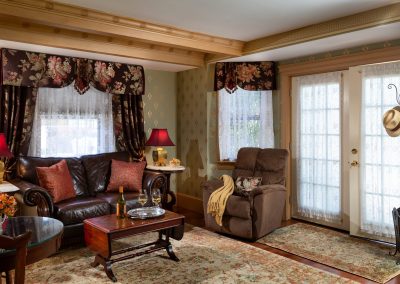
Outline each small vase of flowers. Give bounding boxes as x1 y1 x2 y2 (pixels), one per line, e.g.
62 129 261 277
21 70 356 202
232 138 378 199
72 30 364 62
0 193 17 230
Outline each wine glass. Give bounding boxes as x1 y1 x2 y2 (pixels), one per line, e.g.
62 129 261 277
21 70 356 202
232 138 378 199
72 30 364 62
138 193 147 208
152 188 162 208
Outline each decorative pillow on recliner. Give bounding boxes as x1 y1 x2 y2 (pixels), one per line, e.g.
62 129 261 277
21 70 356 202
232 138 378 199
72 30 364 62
234 176 262 196
36 159 76 203
106 159 146 192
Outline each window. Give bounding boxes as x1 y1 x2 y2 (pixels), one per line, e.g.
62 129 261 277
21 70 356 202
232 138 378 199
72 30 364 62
218 88 274 161
292 72 342 224
29 83 115 157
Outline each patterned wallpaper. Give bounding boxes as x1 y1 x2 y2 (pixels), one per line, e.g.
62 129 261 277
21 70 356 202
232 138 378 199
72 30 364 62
176 67 209 198
143 69 177 191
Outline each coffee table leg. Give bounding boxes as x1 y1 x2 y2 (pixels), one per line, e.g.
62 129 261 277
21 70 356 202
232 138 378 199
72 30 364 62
166 244 179 262
91 254 117 282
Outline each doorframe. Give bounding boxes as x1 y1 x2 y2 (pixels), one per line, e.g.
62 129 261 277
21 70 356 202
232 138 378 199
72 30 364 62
279 45 400 220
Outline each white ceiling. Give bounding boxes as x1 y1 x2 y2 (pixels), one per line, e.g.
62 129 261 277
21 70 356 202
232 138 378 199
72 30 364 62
55 0 398 41
2 1 400 71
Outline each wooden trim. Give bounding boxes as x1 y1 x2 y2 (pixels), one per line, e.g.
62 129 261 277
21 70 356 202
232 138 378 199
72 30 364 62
279 45 400 221
244 3 400 55
0 0 243 56
176 193 203 215
216 161 235 170
0 18 205 67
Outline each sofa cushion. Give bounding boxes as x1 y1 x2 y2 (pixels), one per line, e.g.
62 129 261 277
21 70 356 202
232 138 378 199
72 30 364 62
55 197 110 225
254 149 288 185
17 156 89 197
106 160 146 193
96 192 141 214
232 148 260 180
36 159 76 203
81 151 130 195
234 176 263 196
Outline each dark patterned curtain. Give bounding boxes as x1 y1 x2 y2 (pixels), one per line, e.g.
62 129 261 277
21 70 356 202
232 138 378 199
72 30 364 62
214 61 276 93
0 48 147 167
0 85 37 173
112 94 145 160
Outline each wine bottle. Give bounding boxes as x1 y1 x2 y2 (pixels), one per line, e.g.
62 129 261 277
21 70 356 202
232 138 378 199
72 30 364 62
116 186 126 219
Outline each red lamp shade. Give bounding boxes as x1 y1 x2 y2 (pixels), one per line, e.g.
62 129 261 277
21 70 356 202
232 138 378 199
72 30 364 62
145 129 175 147
0 133 12 158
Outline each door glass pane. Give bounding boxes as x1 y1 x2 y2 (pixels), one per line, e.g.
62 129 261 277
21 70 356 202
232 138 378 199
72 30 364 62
360 66 400 238
294 72 342 223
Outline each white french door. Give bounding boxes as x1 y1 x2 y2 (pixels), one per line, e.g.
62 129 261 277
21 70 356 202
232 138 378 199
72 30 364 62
291 71 349 230
349 61 400 242
292 61 400 240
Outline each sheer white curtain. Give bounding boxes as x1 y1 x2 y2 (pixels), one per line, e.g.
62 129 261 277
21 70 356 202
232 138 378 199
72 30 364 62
218 88 274 161
293 71 342 223
29 83 115 157
360 62 400 238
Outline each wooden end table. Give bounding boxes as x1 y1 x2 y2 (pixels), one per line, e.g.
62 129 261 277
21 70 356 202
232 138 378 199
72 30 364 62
84 210 185 282
146 165 185 210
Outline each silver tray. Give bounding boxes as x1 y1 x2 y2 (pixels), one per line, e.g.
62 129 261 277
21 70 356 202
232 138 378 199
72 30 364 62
127 207 165 219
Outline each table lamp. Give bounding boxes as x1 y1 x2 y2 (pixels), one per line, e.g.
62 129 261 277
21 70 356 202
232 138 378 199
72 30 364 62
145 128 175 166
0 133 13 183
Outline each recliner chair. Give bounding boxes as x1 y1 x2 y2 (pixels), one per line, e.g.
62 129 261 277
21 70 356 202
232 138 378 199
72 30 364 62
202 147 288 240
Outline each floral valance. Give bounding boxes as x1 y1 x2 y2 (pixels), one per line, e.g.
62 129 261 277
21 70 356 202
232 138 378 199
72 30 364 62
1 48 145 96
214 61 276 93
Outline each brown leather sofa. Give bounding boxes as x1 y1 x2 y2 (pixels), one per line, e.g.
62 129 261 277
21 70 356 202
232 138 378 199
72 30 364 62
11 151 167 247
203 147 288 241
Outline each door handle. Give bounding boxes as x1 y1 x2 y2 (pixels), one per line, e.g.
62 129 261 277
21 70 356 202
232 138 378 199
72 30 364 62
350 161 359 167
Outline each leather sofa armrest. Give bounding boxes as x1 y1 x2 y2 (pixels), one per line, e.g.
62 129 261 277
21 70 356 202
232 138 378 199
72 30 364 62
9 179 54 217
142 170 167 203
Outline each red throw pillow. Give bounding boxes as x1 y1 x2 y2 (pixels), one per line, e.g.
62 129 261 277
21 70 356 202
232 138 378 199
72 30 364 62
106 159 146 192
36 159 76 203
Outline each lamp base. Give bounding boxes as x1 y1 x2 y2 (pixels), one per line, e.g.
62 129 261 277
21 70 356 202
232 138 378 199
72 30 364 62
0 160 5 183
152 148 168 166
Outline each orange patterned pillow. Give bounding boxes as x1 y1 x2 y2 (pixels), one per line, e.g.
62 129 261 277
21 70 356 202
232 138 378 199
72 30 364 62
106 159 146 192
36 159 76 203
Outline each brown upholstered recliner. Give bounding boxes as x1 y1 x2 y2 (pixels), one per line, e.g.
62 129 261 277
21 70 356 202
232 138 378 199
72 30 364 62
203 147 288 241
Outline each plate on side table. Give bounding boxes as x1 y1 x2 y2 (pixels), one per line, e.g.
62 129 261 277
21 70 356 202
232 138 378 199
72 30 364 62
127 207 165 219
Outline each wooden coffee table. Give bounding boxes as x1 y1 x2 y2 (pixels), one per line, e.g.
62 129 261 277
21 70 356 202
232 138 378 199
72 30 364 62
84 210 185 282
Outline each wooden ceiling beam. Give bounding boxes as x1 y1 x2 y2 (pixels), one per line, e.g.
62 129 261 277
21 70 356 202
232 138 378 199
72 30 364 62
0 18 205 67
0 0 243 56
243 3 400 55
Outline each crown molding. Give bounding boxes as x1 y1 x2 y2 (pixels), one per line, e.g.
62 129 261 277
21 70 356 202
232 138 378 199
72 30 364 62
244 3 400 55
0 18 205 67
0 0 243 56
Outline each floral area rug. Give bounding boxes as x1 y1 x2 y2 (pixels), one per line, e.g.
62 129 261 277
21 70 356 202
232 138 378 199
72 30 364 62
25 226 355 284
257 222 399 283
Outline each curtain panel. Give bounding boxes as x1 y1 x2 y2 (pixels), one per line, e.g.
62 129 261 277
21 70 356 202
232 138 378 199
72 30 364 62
1 49 145 96
214 61 276 93
0 48 147 169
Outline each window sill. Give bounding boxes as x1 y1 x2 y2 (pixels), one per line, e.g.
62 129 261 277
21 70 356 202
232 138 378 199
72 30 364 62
216 161 235 170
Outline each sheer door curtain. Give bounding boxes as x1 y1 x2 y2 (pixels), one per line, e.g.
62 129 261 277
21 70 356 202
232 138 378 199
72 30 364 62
360 62 400 238
29 83 115 157
218 88 274 161
292 71 342 224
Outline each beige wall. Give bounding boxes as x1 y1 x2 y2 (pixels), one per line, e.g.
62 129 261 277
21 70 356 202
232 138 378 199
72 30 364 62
143 69 178 191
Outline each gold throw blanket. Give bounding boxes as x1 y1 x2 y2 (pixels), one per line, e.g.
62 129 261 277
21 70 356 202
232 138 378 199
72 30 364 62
207 175 234 226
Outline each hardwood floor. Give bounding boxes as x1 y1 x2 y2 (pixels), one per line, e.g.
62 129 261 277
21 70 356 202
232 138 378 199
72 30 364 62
176 208 400 284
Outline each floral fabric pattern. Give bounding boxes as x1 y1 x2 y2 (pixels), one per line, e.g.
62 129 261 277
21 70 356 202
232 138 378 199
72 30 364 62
214 61 276 93
234 176 262 196
1 49 145 96
112 94 146 160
